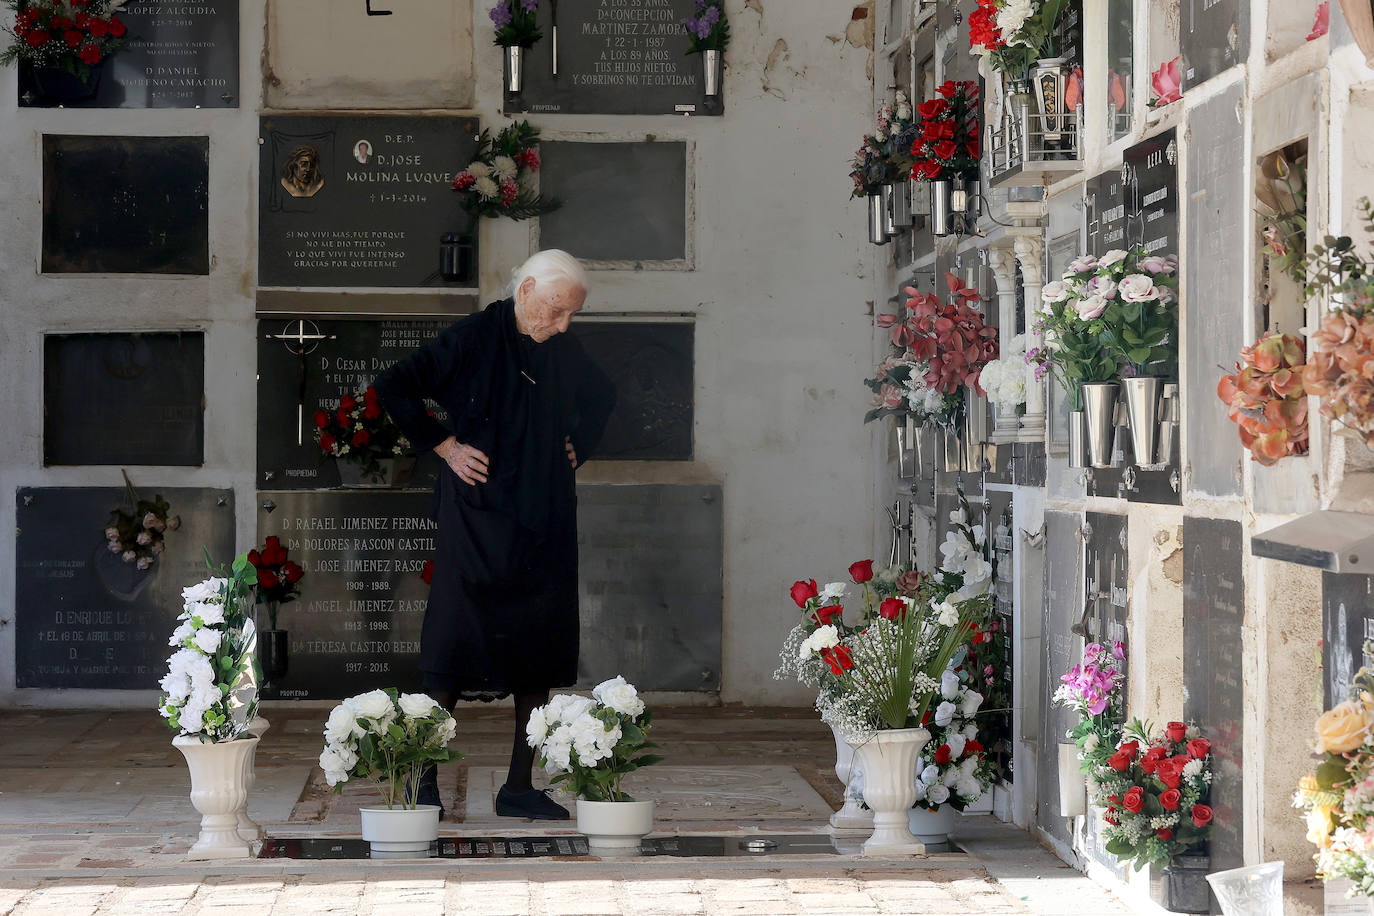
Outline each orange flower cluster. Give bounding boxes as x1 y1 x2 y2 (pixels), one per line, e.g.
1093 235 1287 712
1217 332 1309 465
1304 311 1374 446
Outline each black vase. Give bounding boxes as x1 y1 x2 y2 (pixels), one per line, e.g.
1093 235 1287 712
1150 854 1211 914
440 233 475 283
32 61 104 103
259 629 290 683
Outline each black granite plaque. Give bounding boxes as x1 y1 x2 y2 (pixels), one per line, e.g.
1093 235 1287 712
1085 512 1129 654
15 487 234 689
256 318 450 491
258 484 723 698
1323 572 1374 708
19 0 239 109
570 321 693 460
1181 0 1248 92
43 135 208 274
538 141 688 263
258 116 479 289
1036 510 1081 846
45 332 205 467
503 0 722 117
1183 517 1244 885
1124 128 1178 255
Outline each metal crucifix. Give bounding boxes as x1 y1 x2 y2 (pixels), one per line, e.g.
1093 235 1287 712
267 319 333 446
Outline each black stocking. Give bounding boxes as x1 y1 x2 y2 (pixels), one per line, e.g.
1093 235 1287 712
506 690 549 792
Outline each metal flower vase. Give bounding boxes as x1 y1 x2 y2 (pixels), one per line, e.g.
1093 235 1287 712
1068 410 1089 469
701 49 722 97
1057 742 1086 816
895 415 916 479
504 45 525 94
930 179 952 236
868 192 890 245
1205 861 1283 916
1081 382 1119 469
1151 855 1212 914
889 177 913 228
1121 376 1163 468
1008 83 1034 159
881 182 898 237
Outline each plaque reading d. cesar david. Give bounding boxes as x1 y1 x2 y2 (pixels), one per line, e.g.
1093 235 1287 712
258 116 479 289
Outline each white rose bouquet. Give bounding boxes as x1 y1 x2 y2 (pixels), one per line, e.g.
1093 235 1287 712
318 688 462 809
914 670 995 811
977 334 1028 412
158 553 257 742
527 676 662 802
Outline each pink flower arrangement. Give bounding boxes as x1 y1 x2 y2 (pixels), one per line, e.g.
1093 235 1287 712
1058 641 1125 717
1149 57 1181 107
878 273 999 396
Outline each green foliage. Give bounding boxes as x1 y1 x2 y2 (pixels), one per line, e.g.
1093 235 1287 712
1306 197 1374 312
491 0 541 48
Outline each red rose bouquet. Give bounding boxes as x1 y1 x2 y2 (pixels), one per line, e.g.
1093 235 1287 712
1 0 131 84
1092 719 1214 871
909 81 982 182
968 0 1068 83
248 535 304 630
1217 331 1309 466
313 385 414 480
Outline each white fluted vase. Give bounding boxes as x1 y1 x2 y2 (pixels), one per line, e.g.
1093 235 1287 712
854 728 931 855
173 735 259 859
828 724 873 836
235 717 268 842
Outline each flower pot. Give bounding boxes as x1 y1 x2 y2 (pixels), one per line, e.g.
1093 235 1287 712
853 727 932 855
1057 741 1086 817
504 45 525 94
1205 861 1283 916
907 805 955 845
32 60 104 103
881 182 899 238
930 179 953 237
700 48 722 98
1068 410 1090 469
1032 57 1069 143
361 804 440 858
1150 854 1212 915
173 735 259 859
895 416 916 480
890 177 913 228
576 799 654 853
258 629 289 684
337 457 416 488
237 718 269 842
868 192 890 245
1081 382 1119 469
1121 376 1164 468
828 724 874 836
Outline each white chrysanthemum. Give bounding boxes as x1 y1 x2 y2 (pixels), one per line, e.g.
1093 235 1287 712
1183 758 1204 780
167 620 194 648
491 155 518 180
398 693 440 719
593 675 645 718
473 176 500 199
1083 732 1100 753
466 161 492 179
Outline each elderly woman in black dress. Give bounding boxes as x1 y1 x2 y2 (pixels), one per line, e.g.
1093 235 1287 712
374 249 614 819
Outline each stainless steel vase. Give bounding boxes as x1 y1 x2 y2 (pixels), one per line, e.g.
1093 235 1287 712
1067 410 1089 469
889 177 913 227
1081 382 1119 469
1008 85 1034 159
1121 376 1163 467
930 179 952 236
504 45 524 94
867 192 889 245
881 182 898 237
702 49 722 97
895 415 916 479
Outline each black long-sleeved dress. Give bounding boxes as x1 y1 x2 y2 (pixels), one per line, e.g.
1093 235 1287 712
373 298 615 698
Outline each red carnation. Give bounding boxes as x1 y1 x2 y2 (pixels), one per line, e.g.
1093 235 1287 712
821 645 854 676
813 604 842 626
283 561 304 583
78 43 100 64
24 29 49 46
1187 738 1210 759
1122 786 1144 813
63 29 82 46
319 432 337 452
935 744 953 765
340 394 357 411
363 402 383 420
88 17 109 37
790 579 818 608
879 597 906 620
1156 828 1174 841
1160 788 1182 811
1191 804 1214 827
258 569 279 590
313 409 330 428
335 408 352 428
1166 721 1188 743
108 16 126 36
848 559 874 583
352 429 371 448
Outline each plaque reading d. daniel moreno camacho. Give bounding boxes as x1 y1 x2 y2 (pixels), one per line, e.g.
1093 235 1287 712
258 116 479 290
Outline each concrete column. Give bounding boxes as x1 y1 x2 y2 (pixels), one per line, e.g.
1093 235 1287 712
1012 233 1046 441
988 245 1020 443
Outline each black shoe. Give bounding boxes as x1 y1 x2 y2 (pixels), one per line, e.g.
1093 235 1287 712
496 785 570 820
411 765 444 819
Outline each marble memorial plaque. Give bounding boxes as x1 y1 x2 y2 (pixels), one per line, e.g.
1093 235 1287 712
1323 572 1374 708
20 0 239 108
538 141 689 265
15 487 234 689
1183 517 1244 879
570 321 694 460
504 0 722 116
43 135 208 275
258 115 479 289
44 332 204 467
1181 0 1248 92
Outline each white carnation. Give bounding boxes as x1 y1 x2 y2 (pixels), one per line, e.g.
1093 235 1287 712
181 578 226 603
320 743 358 786
818 581 848 603
937 601 960 628
526 706 549 747
167 620 194 648
187 600 225 627
799 625 840 660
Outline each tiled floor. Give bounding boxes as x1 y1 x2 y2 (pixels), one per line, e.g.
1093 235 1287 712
0 706 1135 915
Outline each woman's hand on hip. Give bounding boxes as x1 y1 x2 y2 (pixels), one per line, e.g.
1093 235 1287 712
565 436 578 468
435 436 489 485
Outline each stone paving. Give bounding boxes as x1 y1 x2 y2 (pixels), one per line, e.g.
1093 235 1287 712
0 706 1135 915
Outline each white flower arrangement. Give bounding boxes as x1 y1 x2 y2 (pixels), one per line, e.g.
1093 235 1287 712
158 556 257 743
913 672 994 811
977 334 1028 411
318 688 461 809
527 676 662 802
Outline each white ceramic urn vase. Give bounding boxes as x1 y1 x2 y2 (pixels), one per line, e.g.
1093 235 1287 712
173 735 259 859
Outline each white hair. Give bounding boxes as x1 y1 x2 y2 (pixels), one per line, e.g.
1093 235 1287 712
507 249 588 300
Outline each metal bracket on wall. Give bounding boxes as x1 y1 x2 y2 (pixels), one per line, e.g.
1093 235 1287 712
1020 523 1046 548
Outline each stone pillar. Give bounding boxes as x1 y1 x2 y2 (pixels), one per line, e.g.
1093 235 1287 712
988 245 1021 443
1012 232 1046 441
